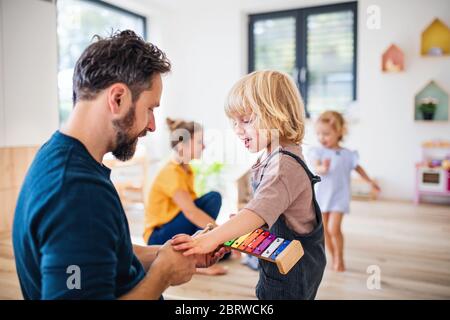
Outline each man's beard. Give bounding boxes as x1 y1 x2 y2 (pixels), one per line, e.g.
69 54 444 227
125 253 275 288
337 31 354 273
112 104 147 161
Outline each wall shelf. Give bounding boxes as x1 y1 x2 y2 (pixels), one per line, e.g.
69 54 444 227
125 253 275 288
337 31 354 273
421 18 450 56
382 44 405 72
414 81 449 121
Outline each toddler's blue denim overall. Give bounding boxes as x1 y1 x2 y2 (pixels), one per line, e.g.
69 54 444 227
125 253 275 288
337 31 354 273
253 150 326 300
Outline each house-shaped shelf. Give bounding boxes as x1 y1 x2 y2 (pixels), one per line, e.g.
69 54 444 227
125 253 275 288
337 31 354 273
414 81 449 121
421 18 450 56
382 44 404 72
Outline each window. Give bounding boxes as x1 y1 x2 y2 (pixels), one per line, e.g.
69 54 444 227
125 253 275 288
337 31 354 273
56 0 146 124
249 2 357 117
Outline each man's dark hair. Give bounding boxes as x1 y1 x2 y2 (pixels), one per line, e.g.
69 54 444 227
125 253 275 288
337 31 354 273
72 30 171 105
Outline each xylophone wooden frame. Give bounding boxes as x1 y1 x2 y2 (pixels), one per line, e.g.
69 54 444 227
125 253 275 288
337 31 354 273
201 224 304 275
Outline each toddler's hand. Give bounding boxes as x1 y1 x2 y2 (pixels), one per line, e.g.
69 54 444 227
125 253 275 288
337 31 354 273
171 233 230 267
321 158 331 173
371 181 381 193
171 233 220 256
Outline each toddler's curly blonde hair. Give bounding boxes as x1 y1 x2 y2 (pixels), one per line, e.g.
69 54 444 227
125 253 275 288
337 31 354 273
317 110 347 141
224 70 305 145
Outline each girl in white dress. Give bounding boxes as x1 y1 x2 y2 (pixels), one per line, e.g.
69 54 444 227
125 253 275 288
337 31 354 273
308 111 380 272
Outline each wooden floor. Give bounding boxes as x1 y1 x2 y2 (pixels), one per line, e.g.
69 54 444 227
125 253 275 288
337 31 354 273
1 200 449 299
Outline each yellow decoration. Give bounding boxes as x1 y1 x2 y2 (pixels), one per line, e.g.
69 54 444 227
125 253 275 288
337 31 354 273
421 18 450 56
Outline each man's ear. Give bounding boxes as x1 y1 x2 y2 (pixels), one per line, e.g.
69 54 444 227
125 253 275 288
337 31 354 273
107 83 129 116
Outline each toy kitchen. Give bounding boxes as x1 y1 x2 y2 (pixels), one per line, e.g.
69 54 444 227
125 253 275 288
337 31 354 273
415 140 450 204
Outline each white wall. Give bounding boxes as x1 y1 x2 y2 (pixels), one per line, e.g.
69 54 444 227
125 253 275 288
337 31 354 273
346 0 450 200
138 0 450 201
146 0 258 176
107 0 176 161
0 0 163 149
1 0 448 200
0 0 59 147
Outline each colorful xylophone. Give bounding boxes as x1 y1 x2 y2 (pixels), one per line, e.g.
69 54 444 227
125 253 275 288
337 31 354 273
223 228 304 275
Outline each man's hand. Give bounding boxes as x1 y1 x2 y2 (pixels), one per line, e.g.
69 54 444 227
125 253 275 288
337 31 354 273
133 244 160 272
119 241 196 299
171 233 230 268
194 247 230 268
151 240 196 286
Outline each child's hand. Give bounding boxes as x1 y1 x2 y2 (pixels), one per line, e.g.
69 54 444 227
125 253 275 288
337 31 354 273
371 181 381 193
171 233 230 267
171 233 220 256
317 158 331 174
323 158 331 172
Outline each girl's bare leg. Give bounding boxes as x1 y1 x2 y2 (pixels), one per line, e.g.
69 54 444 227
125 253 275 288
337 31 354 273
328 212 345 272
322 212 335 268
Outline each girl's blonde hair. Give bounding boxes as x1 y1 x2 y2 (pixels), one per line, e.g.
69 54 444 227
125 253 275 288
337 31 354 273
224 70 305 144
166 117 202 148
317 111 347 141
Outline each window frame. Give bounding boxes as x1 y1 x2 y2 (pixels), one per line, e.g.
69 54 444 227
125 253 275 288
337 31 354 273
77 0 148 39
248 2 358 117
56 0 148 124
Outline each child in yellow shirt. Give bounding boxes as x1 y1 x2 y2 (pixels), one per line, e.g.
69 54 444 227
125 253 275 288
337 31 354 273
144 118 226 275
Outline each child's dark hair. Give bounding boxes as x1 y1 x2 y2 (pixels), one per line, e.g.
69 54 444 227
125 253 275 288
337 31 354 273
166 118 202 148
